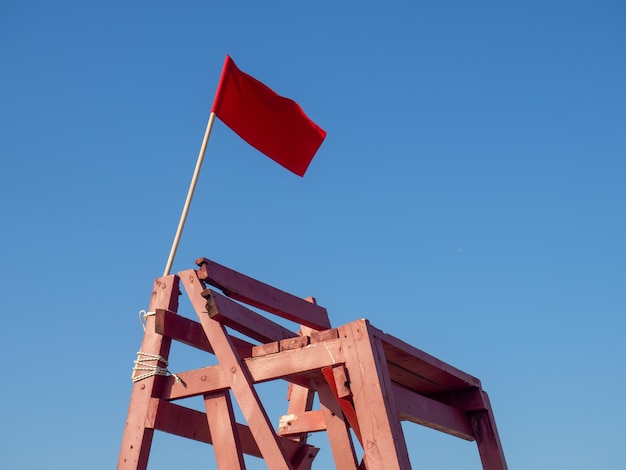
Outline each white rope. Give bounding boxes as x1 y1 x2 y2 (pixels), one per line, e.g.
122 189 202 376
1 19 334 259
132 351 181 383
138 309 156 331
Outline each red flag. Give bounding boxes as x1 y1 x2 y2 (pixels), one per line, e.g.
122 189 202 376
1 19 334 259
211 55 326 177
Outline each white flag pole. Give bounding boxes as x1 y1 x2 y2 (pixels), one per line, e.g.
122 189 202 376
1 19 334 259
163 111 217 276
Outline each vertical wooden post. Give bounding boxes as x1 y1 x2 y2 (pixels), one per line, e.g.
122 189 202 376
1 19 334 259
470 392 508 470
285 319 319 445
118 275 180 469
338 319 411 470
316 382 360 469
204 390 247 469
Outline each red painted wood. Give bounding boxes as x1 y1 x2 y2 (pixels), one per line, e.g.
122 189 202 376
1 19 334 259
393 384 474 440
181 269 295 469
162 364 228 400
284 382 316 444
471 392 508 470
310 328 339 343
278 410 326 436
119 262 507 469
321 366 362 445
204 390 247 469
149 399 318 461
205 289 297 343
328 365 351 399
118 276 180 470
373 324 481 390
427 387 487 412
161 339 342 401
316 382 360 469
339 320 412 470
252 341 280 357
155 305 254 358
196 258 331 330
280 335 310 351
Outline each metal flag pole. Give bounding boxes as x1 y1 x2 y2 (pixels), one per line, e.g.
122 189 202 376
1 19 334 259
163 111 217 276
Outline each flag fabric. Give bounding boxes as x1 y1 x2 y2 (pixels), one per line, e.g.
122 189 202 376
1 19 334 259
211 55 326 177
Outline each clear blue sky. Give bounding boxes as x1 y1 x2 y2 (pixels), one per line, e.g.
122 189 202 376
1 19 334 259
1 1 624 468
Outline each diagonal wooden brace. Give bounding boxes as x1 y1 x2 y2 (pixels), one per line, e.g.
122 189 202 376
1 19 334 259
181 269 299 470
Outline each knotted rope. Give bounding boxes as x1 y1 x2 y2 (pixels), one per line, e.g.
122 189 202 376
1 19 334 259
132 310 180 383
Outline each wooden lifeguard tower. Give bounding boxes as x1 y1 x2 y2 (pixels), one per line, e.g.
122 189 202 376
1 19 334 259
118 258 507 469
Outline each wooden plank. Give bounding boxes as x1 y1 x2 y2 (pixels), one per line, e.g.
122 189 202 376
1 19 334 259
321 366 362 445
181 269 294 470
277 386 475 442
315 382 359 470
328 365 351 399
204 391 247 469
470 392 508 470
161 338 342 401
310 328 339 343
154 309 254 358
278 410 326 435
386 362 449 395
118 275 180 470
427 387 488 412
283 381 316 444
280 335 310 351
196 258 331 330
148 399 318 462
162 364 228 400
286 382 315 416
154 308 213 353
247 339 344 382
339 319 412 470
252 341 280 357
393 384 474 440
372 324 481 390
205 289 297 343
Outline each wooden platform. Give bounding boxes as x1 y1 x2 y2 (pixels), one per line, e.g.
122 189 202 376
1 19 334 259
118 258 507 469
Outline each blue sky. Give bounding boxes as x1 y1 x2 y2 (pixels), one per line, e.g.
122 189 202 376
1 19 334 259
1 1 625 468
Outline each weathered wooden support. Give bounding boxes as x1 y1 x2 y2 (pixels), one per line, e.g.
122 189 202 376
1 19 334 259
119 258 507 469
118 276 180 469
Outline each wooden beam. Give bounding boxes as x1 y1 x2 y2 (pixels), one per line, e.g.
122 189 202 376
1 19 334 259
278 410 326 436
118 275 180 470
148 399 318 462
339 319 412 470
154 306 254 358
205 289 297 343
321 366 362 445
470 392 508 470
181 269 294 469
316 382 359 469
427 387 488 412
195 258 331 330
372 324 482 390
160 337 343 401
393 384 474 440
283 381 316 444
204 391 247 469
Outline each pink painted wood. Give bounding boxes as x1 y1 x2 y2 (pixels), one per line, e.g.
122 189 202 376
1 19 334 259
205 289 298 343
119 260 507 469
315 382 359 469
181 269 294 469
471 392 508 470
204 390 247 469
338 320 412 470
155 308 253 357
148 399 316 461
118 275 180 470
196 258 331 330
